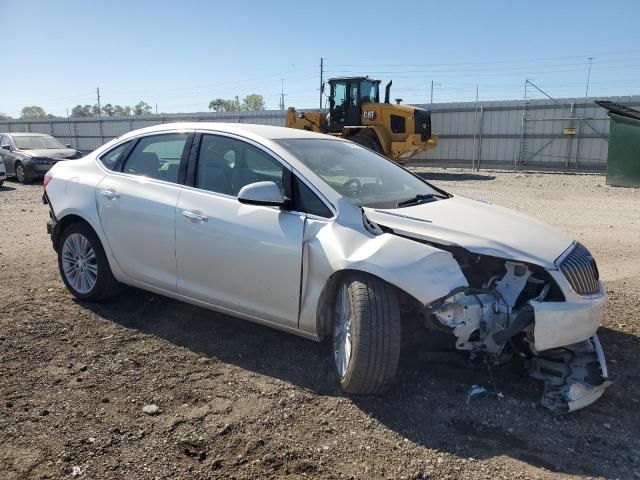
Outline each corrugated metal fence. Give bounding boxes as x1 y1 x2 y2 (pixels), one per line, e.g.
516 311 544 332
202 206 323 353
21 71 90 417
2 95 639 172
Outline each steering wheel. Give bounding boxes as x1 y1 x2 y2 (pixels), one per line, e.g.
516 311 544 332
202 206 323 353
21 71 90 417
342 178 362 193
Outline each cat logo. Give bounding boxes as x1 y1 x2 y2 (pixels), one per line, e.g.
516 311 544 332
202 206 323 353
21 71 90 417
363 110 376 120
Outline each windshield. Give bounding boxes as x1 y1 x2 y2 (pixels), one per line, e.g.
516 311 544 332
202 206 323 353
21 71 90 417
276 138 445 209
13 135 66 150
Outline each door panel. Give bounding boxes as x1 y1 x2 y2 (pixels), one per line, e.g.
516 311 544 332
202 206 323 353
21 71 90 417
176 189 304 328
96 175 182 291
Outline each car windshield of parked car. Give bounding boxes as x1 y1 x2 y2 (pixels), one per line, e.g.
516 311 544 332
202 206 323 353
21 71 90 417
276 138 445 209
13 135 66 150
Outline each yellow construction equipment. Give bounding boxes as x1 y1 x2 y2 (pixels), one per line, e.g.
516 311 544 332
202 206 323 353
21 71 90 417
286 76 438 163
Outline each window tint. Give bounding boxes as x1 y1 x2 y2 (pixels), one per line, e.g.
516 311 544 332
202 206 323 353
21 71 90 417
0 136 11 147
122 134 187 183
99 142 130 170
196 135 285 196
293 176 332 218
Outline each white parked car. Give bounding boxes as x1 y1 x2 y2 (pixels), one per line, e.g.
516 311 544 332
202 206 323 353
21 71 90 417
0 157 6 187
43 123 609 413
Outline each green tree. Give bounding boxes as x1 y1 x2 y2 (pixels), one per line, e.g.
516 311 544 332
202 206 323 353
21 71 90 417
242 94 265 111
113 105 132 116
91 104 101 116
133 101 152 115
20 106 48 119
208 97 242 112
102 104 115 116
0 113 11 120
71 104 94 117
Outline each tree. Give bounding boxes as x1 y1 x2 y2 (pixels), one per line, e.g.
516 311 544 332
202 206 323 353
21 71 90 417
102 104 115 116
20 106 48 119
0 113 11 120
113 105 132 116
71 104 94 117
208 97 242 112
242 94 265 111
91 104 101 116
133 101 152 115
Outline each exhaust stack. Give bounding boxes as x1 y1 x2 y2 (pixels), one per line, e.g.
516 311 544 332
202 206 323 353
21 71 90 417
384 80 392 103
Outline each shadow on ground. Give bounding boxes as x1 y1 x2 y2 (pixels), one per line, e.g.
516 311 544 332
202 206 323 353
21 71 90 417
83 288 639 479
414 172 496 182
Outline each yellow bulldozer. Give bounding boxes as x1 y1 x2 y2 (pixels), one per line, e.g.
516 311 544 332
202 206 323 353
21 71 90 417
286 76 438 163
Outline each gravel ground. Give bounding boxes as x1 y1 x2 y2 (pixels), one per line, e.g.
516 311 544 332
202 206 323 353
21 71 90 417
1 169 639 480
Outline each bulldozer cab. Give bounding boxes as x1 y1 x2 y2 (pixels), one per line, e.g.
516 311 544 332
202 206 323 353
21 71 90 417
328 77 380 133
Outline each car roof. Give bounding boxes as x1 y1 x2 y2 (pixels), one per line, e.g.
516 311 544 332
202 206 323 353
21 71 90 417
0 132 53 137
118 122 342 142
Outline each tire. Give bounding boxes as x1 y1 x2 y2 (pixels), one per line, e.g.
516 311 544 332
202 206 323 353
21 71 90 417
15 162 31 184
350 134 382 154
57 222 120 301
0 180 4 188
332 272 401 394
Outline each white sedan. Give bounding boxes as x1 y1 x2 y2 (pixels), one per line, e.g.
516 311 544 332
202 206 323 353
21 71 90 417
43 123 609 413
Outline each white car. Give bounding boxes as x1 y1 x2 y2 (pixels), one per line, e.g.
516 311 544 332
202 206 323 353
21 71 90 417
0 157 6 187
43 123 609 413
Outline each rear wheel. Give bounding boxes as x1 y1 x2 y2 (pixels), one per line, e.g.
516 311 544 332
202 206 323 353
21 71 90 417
58 222 120 301
15 162 30 184
350 134 382 154
332 273 401 394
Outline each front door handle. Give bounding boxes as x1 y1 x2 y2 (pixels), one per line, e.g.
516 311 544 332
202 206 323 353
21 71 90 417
182 210 208 222
100 189 120 199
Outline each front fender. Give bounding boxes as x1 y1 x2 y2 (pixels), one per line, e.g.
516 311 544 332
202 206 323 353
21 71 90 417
298 220 468 337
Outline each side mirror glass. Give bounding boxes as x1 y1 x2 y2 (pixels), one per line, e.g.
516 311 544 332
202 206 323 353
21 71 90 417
237 181 286 207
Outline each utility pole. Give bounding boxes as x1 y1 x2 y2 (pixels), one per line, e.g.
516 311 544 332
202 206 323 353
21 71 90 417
155 103 158 114
96 87 102 117
279 79 286 112
319 57 324 109
585 57 594 100
430 80 441 104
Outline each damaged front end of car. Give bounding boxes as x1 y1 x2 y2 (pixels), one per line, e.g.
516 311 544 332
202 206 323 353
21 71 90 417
419 241 610 414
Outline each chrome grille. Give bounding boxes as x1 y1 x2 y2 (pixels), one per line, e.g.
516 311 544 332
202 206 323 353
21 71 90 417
559 243 600 295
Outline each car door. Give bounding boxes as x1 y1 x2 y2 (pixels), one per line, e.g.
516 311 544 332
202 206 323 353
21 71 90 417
175 133 304 328
96 132 192 292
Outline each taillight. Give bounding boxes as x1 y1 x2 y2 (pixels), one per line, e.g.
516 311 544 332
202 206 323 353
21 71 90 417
43 171 53 189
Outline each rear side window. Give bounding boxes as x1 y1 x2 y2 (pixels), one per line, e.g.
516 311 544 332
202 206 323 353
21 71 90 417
99 142 130 170
122 134 188 183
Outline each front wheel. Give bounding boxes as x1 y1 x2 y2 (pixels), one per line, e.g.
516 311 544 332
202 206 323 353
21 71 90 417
57 223 120 301
15 162 30 184
332 273 401 394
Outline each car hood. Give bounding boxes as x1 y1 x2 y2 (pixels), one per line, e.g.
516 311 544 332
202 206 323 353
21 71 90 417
363 195 574 268
19 148 79 159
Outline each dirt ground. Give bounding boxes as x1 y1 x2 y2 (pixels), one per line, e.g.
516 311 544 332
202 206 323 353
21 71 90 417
1 169 639 480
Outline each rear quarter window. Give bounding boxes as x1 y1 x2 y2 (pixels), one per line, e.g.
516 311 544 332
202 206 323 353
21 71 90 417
99 142 130 170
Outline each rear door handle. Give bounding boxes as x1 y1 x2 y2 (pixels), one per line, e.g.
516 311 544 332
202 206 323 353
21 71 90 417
182 210 207 222
100 189 120 199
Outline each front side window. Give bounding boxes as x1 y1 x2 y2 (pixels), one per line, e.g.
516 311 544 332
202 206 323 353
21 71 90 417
99 141 130 170
196 135 284 196
276 138 445 209
360 81 379 103
122 134 187 183
12 135 65 150
0 136 10 147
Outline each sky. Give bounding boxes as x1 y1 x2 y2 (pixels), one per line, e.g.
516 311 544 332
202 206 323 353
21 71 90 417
1 0 640 117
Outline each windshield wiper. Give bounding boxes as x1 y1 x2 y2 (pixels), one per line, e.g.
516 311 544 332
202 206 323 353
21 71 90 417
396 193 440 207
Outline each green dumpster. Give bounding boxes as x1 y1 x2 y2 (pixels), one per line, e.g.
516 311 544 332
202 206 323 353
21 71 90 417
596 101 640 188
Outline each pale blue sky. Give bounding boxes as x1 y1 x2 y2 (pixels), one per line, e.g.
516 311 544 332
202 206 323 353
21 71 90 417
2 0 639 117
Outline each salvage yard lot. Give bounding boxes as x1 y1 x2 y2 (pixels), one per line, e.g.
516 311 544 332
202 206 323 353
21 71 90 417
1 170 639 479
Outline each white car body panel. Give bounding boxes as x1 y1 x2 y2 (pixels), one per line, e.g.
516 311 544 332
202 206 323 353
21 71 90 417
0 158 6 181
44 122 609 413
364 195 574 269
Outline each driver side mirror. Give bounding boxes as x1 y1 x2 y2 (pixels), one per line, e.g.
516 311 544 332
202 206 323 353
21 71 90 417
238 181 287 207
1 145 11 151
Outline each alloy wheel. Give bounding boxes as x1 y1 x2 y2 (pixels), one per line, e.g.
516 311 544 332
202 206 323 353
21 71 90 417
333 283 353 377
61 233 98 294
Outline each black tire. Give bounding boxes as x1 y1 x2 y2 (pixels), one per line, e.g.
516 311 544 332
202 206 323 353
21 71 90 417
350 134 382 154
332 272 401 394
57 222 120 301
15 162 31 184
